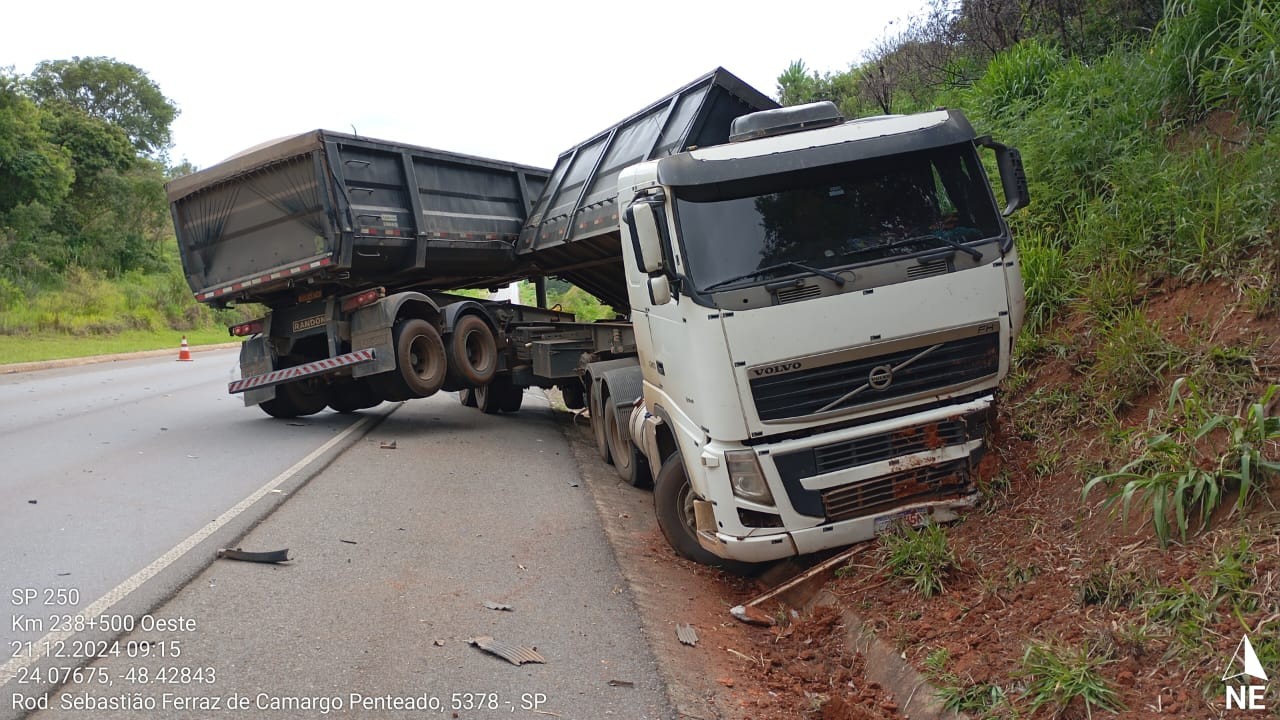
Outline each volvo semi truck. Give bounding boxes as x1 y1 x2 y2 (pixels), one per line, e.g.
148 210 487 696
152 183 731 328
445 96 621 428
170 68 1028 564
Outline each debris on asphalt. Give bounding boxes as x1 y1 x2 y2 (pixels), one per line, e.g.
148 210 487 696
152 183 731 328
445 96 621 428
717 677 736 688
466 636 545 666
28 500 37 504
607 679 634 687
432 639 445 647
676 624 699 646
286 422 307 427
380 440 397 450
216 547 290 564
339 539 358 545
483 601 514 611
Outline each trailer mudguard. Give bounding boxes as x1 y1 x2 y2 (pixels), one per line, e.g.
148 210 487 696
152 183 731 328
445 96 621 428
350 292 442 377
239 335 276 406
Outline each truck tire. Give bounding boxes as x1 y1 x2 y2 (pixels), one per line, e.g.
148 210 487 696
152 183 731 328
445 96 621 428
654 453 732 566
606 401 651 488
476 376 523 414
560 379 586 410
458 387 477 407
475 378 505 414
499 382 523 412
446 314 498 387
260 380 329 419
374 318 447 400
329 379 380 413
590 384 613 465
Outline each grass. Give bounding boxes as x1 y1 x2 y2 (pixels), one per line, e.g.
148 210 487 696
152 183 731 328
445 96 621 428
878 522 958 598
1083 379 1280 546
1018 640 1122 718
0 327 235 365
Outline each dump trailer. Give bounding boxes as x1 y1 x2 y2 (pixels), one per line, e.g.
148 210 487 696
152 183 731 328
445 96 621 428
478 69 1031 565
167 131 557 416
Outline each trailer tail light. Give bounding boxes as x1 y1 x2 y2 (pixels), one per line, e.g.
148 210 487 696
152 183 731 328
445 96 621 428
341 287 385 313
229 319 265 337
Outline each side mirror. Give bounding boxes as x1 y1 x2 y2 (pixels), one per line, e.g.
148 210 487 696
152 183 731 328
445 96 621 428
977 137 1030 216
624 195 668 274
648 275 672 306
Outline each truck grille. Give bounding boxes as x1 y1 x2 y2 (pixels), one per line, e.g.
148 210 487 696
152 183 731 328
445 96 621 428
821 460 971 522
813 420 967 474
750 332 999 421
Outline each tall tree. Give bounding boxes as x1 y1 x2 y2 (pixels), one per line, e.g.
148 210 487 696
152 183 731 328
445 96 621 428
25 57 178 157
0 71 72 212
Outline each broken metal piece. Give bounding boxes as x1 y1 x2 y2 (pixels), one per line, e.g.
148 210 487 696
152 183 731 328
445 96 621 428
216 547 290 563
339 539 358 545
380 441 397 450
729 543 870 626
729 604 777 627
607 679 634 687
467 636 545 666
483 601 514 611
676 624 699 646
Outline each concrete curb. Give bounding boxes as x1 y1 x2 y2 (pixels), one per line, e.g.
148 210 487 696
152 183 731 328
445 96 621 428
808 587 966 720
1 341 242 375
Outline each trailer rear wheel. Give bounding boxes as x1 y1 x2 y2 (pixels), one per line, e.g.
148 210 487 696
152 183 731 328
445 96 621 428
329 379 380 413
654 453 734 567
260 380 329 419
606 401 651 488
372 318 447 400
476 376 523 413
446 314 498 387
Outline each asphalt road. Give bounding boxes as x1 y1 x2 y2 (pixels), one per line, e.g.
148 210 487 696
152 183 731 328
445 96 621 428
0 351 381 652
3 361 672 719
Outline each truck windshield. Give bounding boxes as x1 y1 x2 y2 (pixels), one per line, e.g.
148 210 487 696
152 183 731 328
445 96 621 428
675 145 1002 293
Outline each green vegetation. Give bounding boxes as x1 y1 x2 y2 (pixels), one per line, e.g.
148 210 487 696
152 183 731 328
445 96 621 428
1084 380 1280 545
1018 641 1123 717
924 648 1011 716
788 0 1279 712
0 56 244 358
877 522 957 598
0 328 233 365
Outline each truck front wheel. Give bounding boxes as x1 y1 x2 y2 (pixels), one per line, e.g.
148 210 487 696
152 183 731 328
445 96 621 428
653 454 730 566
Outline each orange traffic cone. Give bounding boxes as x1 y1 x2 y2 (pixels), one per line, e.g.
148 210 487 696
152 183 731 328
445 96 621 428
177 336 193 362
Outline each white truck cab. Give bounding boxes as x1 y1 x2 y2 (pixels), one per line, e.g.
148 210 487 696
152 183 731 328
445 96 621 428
619 102 1028 563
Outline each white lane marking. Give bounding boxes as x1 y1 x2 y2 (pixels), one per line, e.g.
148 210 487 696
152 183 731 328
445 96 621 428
0 409 389 685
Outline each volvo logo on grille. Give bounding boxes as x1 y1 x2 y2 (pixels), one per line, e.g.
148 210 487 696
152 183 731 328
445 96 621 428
751 361 802 377
868 364 894 390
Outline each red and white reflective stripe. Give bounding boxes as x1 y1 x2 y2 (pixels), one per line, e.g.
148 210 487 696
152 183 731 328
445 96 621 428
228 348 376 395
196 256 334 302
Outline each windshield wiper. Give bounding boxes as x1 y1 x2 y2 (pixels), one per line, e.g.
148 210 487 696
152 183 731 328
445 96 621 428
903 233 983 260
834 233 985 262
702 262 846 293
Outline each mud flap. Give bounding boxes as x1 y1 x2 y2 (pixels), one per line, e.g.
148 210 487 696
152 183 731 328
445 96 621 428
240 336 275 407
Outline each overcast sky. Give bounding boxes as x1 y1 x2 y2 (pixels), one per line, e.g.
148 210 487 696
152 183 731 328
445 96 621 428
5 0 927 171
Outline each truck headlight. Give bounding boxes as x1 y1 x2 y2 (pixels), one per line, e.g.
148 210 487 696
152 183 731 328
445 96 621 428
726 450 773 504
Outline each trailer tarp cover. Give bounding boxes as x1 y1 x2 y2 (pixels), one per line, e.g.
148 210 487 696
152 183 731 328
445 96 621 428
515 68 777 313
